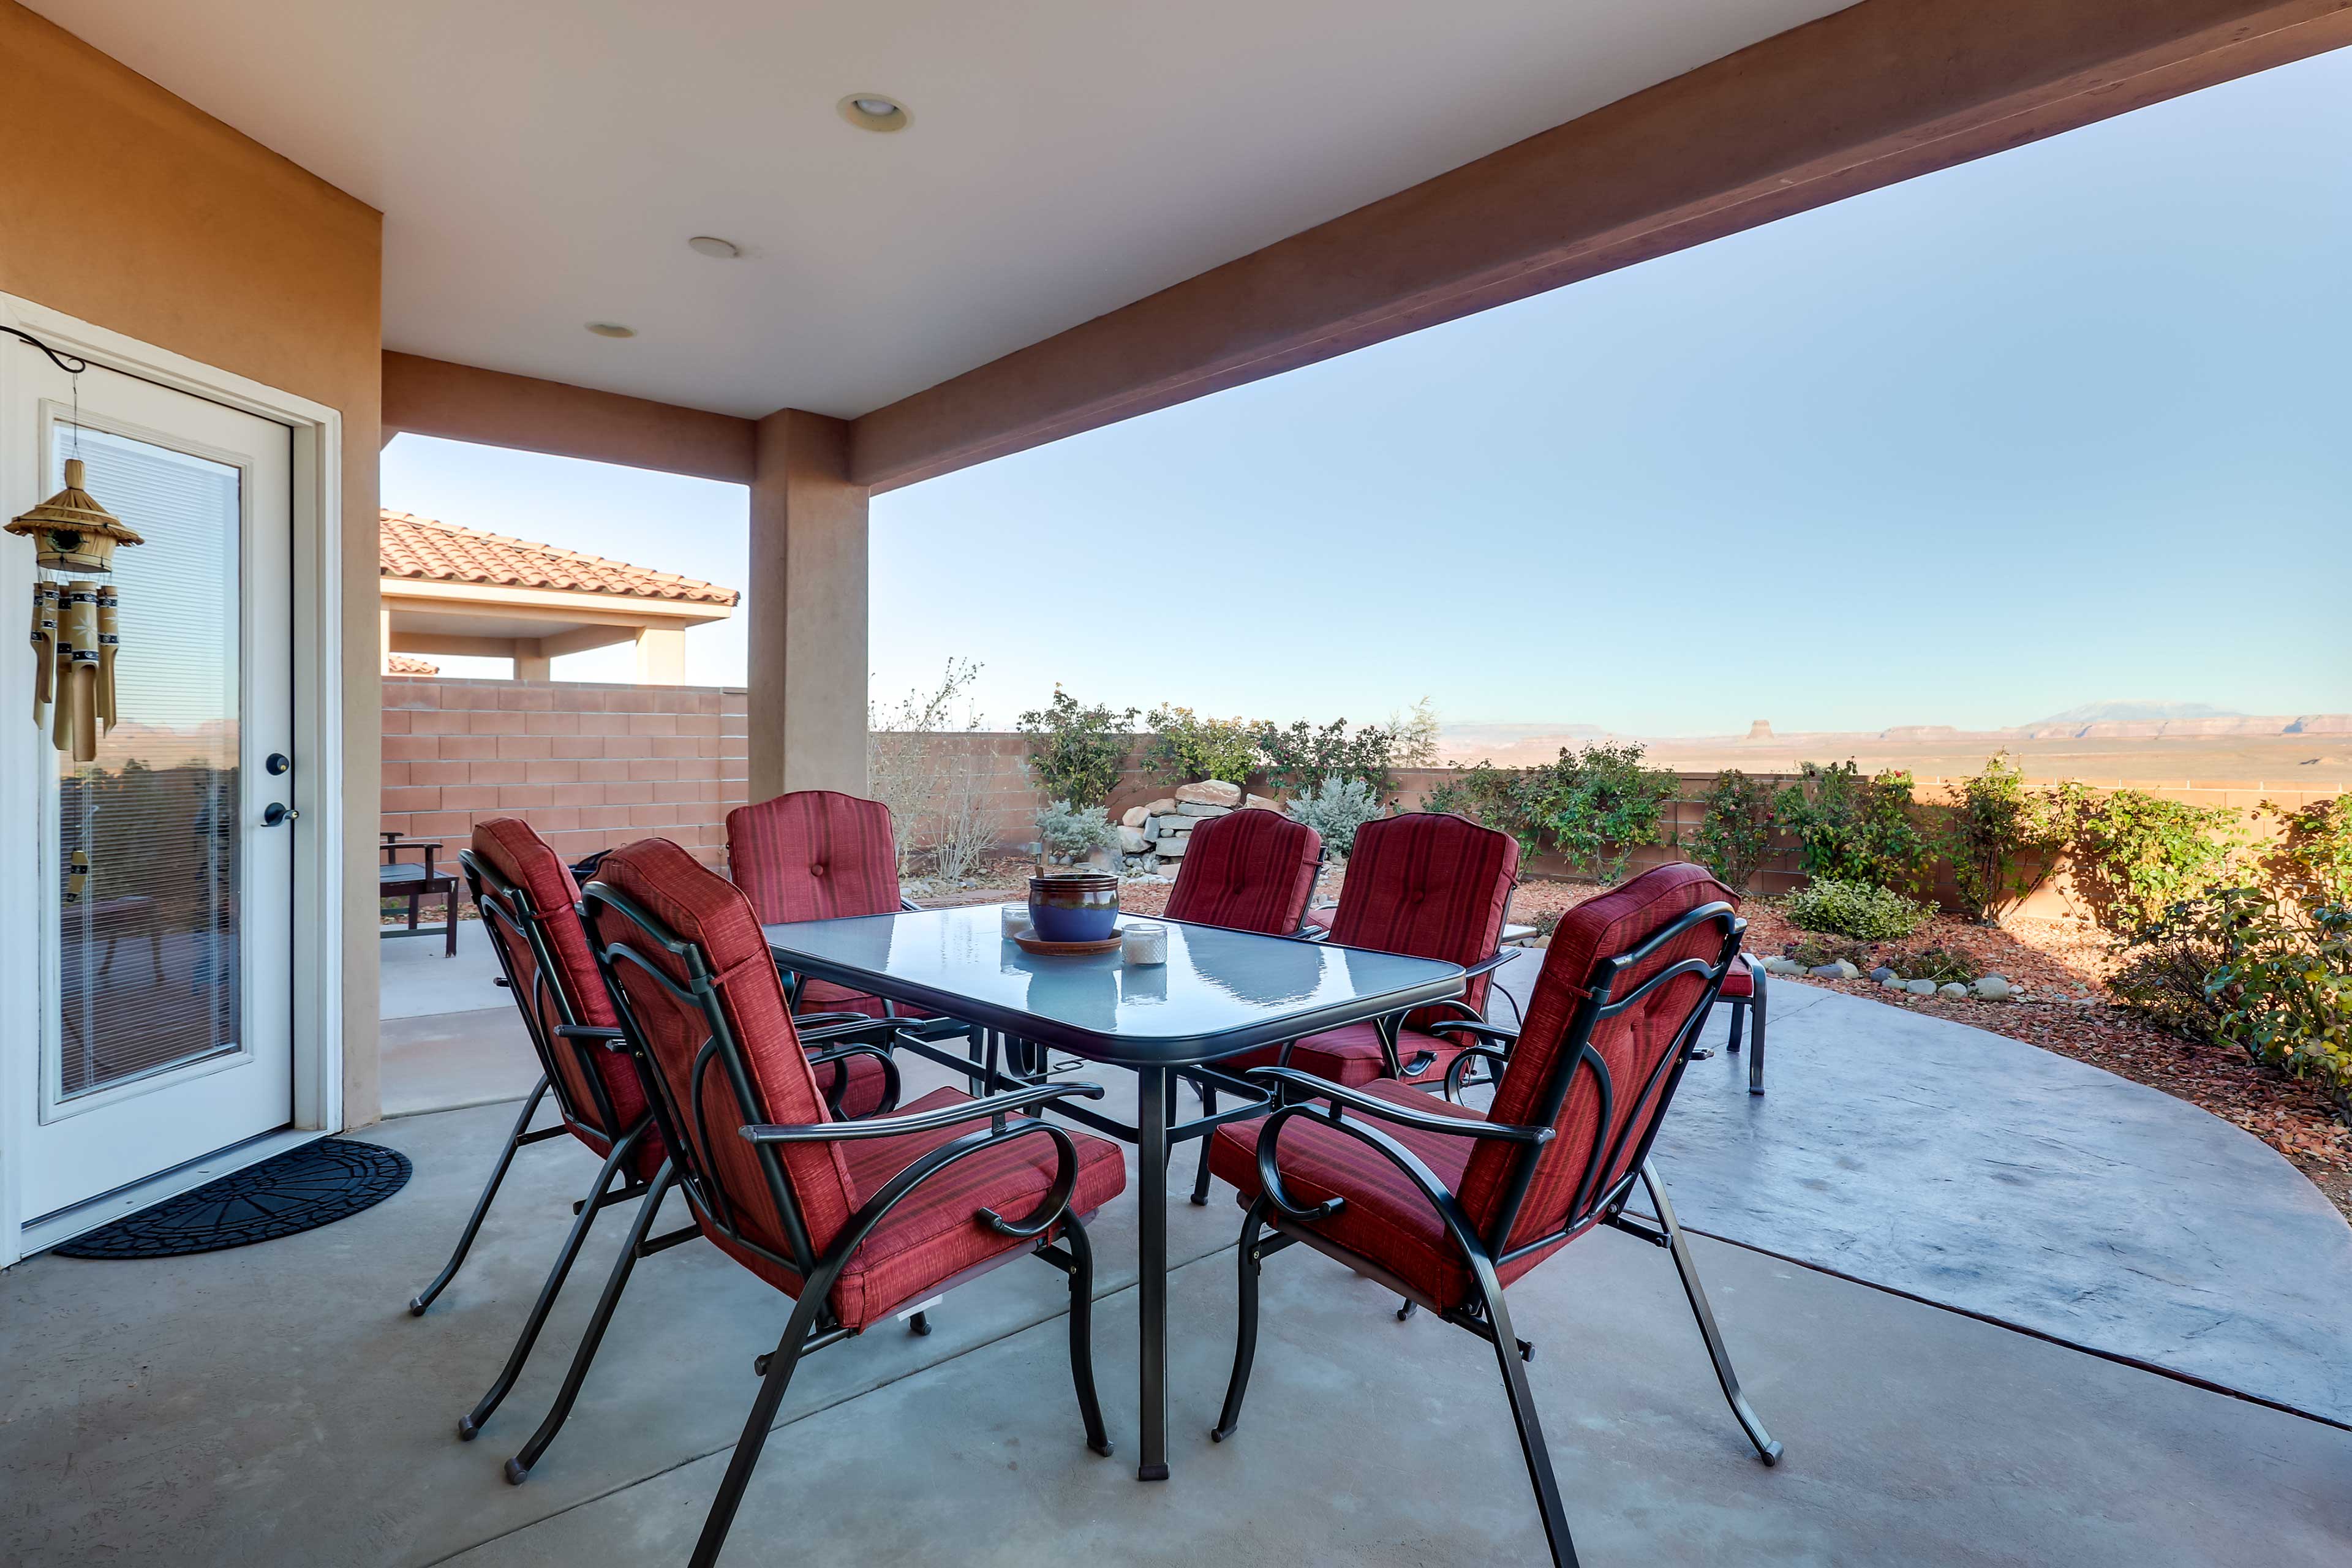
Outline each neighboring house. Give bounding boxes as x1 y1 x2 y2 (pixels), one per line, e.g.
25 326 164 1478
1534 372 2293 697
379 510 737 685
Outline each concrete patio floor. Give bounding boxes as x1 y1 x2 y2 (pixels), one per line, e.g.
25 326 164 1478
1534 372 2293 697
4 1047 2348 1567
9 952 2350 1565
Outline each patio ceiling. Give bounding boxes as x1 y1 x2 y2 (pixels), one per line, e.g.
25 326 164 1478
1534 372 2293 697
26 0 1853 420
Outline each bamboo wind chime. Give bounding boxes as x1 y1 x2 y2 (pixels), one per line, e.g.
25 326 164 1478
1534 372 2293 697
10 456 141 764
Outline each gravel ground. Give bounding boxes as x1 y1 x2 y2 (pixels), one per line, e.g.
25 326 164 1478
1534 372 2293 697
929 864 2352 1223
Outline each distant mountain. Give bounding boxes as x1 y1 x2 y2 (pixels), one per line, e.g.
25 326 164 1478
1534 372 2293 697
2032 701 2243 725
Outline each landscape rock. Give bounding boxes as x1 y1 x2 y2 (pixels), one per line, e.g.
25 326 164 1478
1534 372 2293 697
1869 965 1896 984
1937 982 1970 1001
1144 797 1178 817
1808 960 1860 979
1118 826 1149 853
1243 794 1283 812
1175 802 1232 818
1880 975 1905 989
1762 957 1804 977
1121 805 1152 829
1174 780 1243 807
1156 835 1188 857
1905 978 1937 996
1972 976 2013 1001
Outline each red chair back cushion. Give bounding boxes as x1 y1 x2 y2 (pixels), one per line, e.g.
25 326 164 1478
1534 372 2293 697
726 791 902 924
1326 812 1518 1022
588 837 858 1262
1164 810 1323 936
469 819 646 1140
1458 863 1736 1253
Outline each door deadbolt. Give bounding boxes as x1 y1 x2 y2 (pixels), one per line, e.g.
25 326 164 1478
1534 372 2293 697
262 802 298 827
266 753 292 776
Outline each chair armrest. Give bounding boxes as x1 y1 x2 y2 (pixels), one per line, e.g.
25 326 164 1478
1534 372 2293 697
1245 1067 1551 1145
797 1015 923 1047
554 1024 626 1042
1420 1019 1521 1047
1462 949 1517 981
791 1009 880 1030
742 1080 1103 1144
900 896 925 912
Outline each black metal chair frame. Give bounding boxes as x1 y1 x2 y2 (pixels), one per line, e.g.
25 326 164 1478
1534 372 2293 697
1718 954 1768 1094
578 876 1114 1568
406 847 911 1472
380 831 460 956
1211 900 1781 1568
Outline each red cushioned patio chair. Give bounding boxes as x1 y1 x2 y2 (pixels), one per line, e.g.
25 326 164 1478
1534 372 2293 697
725 790 956 1024
1218 811 1521 1098
1159 808 1324 1201
578 837 1126 1567
409 821 904 1467
1204 862 1781 1567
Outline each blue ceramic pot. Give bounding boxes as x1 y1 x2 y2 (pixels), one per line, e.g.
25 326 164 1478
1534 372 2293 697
1028 874 1119 942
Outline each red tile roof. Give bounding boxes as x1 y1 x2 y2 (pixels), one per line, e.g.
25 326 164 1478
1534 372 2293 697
380 510 739 606
386 653 441 675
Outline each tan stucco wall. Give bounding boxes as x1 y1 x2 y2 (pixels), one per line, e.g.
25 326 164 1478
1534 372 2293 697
1 4 386 1125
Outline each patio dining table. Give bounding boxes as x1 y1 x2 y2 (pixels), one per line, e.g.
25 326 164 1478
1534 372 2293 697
763 903 1464 1482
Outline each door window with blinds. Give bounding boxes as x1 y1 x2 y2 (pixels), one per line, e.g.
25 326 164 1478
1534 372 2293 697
49 423 245 1102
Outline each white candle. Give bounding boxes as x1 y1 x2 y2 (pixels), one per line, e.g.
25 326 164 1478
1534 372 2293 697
1121 922 1167 967
1001 903 1030 938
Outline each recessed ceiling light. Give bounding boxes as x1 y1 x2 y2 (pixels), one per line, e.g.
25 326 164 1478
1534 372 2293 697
837 93 910 132
585 322 636 339
687 235 742 259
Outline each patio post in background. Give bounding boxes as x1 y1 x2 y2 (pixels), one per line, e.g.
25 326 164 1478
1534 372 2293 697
748 409 867 799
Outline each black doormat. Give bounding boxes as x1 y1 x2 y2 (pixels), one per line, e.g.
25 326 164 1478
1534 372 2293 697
53 1139 412 1259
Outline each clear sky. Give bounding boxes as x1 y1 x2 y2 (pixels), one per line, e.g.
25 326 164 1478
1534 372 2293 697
386 45 2352 734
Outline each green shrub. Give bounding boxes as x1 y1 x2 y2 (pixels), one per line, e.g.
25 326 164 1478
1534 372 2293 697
1783 878 1934 940
2260 795 2352 912
1776 762 1931 894
1425 744 1677 884
1284 774 1387 860
1255 717 1400 797
1142 705 1259 788
1016 688 1136 809
2065 785 2242 932
1942 752 2072 922
1033 799 1120 864
1692 769 1777 893
2113 889 2352 1100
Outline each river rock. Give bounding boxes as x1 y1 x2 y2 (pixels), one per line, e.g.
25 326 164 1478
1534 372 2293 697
1118 826 1150 853
1121 805 1152 829
1808 960 1859 979
1144 797 1178 817
1243 794 1283 812
1174 779 1243 807
1905 978 1937 996
1869 965 1896 984
1972 976 2013 1001
1156 834 1188 857
1937 981 1970 1000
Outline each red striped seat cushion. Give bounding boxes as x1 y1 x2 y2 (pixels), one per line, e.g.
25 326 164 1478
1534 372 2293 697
1164 810 1323 936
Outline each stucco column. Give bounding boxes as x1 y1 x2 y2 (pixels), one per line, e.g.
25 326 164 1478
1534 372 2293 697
631 626 684 685
514 638 552 682
748 409 867 799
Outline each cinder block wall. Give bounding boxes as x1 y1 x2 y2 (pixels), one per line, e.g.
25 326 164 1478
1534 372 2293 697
380 676 745 867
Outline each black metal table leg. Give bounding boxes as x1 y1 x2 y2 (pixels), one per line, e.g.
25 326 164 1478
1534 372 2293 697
1136 1064 1170 1482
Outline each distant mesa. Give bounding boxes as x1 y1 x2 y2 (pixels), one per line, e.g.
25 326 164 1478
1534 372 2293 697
2033 700 2242 725
1746 719 1773 741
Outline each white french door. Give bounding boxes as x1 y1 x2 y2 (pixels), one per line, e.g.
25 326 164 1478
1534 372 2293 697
6 356 296 1224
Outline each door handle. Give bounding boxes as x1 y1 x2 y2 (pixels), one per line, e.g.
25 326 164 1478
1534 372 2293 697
262 802 298 827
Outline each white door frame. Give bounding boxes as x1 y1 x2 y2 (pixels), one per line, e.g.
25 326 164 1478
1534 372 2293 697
0 292 344 1268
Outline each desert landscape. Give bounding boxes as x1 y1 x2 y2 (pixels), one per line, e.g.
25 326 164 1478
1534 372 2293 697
1439 702 2352 789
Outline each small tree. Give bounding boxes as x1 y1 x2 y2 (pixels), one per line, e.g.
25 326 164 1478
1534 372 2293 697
1941 752 2071 923
1692 769 1777 894
1776 761 1931 894
868 658 988 881
1143 705 1258 788
1016 687 1136 809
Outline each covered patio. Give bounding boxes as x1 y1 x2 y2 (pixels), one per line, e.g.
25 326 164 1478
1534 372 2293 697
6 2 2352 1565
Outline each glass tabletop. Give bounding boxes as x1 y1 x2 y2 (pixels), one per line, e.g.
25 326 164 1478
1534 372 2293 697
762 905 1464 1066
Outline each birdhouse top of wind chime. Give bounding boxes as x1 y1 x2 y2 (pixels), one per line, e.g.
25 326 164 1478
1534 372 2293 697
7 458 144 573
